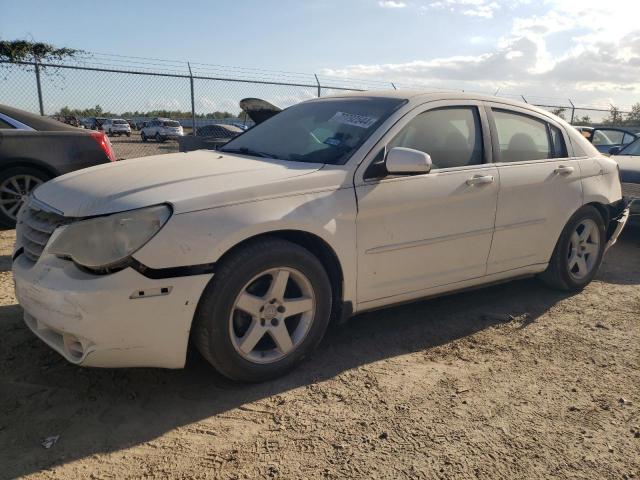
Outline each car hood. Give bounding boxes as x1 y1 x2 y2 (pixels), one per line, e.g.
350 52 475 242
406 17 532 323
33 150 336 217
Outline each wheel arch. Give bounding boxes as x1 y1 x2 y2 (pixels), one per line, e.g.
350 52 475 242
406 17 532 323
1 158 59 179
214 229 347 324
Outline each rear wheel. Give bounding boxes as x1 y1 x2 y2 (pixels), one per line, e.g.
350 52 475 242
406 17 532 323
539 206 605 291
0 167 50 228
141 132 148 142
155 132 164 143
193 237 332 382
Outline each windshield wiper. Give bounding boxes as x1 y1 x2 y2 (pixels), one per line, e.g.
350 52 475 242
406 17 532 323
220 147 278 159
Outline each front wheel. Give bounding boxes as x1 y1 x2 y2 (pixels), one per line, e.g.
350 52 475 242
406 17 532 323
141 132 148 142
155 133 165 143
192 237 332 382
539 206 606 291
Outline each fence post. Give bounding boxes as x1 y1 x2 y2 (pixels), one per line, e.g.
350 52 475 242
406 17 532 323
568 99 575 124
314 74 321 98
34 59 44 115
188 62 196 135
521 95 528 104
391 82 397 90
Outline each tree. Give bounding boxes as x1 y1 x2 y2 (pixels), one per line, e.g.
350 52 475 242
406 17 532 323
551 107 566 120
626 103 640 125
573 114 591 125
0 39 81 63
604 105 623 125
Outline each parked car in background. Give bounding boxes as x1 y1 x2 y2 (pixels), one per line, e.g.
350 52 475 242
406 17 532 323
610 137 640 218
177 124 243 152
102 118 132 137
126 119 137 130
140 118 184 142
83 117 107 131
575 126 637 154
135 120 148 130
0 104 116 227
12 92 629 382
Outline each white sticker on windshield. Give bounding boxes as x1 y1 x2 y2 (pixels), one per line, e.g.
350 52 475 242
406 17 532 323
329 112 378 129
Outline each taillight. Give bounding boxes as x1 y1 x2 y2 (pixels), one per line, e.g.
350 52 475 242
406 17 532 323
90 131 116 162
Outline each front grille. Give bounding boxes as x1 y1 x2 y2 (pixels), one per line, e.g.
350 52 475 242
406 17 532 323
17 199 71 262
622 182 640 199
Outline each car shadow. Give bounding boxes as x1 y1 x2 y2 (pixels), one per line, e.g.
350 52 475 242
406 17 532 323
1 232 636 478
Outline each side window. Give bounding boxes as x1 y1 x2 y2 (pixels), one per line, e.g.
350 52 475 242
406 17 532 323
0 118 15 129
387 107 483 169
493 110 551 162
550 125 568 158
623 133 636 145
592 129 624 146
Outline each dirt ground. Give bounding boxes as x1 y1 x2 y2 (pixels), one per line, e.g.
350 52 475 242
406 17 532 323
0 225 638 480
109 132 180 160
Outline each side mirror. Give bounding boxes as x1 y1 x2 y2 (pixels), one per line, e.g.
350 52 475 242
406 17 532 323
385 147 432 175
608 146 621 155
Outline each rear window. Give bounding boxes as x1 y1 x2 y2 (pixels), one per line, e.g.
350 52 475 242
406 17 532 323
113 119 127 125
163 121 180 127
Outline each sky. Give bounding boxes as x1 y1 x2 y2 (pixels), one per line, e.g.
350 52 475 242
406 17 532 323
2 0 639 114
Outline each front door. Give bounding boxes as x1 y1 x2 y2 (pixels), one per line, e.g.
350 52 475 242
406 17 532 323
355 103 499 305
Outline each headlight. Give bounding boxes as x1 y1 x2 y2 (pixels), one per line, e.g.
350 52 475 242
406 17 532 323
48 204 171 270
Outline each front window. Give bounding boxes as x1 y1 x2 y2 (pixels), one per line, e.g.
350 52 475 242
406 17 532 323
387 106 484 169
220 97 406 165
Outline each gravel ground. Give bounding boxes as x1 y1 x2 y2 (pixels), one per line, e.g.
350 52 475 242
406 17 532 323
109 132 180 160
0 225 638 480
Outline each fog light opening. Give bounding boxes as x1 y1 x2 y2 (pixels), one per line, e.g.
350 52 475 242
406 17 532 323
63 334 85 360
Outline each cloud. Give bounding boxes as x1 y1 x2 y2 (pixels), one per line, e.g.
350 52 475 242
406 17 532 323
323 0 640 106
378 1 407 8
423 0 501 19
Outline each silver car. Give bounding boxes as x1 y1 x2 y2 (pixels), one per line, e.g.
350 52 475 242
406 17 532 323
102 119 131 137
140 118 184 143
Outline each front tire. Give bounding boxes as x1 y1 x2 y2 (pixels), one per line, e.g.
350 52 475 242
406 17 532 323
539 206 606 291
141 132 148 142
192 237 332 382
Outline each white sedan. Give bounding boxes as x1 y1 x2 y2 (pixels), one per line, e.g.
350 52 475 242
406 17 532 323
13 91 629 382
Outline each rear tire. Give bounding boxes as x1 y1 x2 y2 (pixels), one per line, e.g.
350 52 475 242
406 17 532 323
539 205 606 291
141 132 148 142
0 166 51 228
192 237 332 382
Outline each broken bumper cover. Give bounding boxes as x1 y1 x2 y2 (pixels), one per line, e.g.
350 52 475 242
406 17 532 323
12 253 212 368
605 199 630 252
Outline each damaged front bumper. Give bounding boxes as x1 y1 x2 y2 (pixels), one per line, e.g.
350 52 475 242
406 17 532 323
12 253 212 368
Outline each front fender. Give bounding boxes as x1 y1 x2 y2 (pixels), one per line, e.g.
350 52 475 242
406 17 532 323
134 187 358 303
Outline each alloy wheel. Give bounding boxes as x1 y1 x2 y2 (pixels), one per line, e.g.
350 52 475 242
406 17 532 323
567 218 600 280
0 174 43 221
229 267 316 364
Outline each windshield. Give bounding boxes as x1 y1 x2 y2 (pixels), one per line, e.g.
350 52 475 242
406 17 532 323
220 97 406 165
163 121 180 127
619 138 640 156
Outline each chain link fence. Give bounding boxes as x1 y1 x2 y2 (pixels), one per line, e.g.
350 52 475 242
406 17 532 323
0 57 635 160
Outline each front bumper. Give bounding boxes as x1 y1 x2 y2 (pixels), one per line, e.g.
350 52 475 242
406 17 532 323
12 253 212 368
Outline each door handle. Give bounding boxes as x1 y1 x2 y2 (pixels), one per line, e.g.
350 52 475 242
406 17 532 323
466 175 494 186
554 165 575 175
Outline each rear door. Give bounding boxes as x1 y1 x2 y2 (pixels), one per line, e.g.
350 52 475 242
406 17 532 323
485 104 582 274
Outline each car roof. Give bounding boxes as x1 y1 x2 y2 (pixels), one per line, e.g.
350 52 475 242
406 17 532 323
0 104 80 132
311 89 558 117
